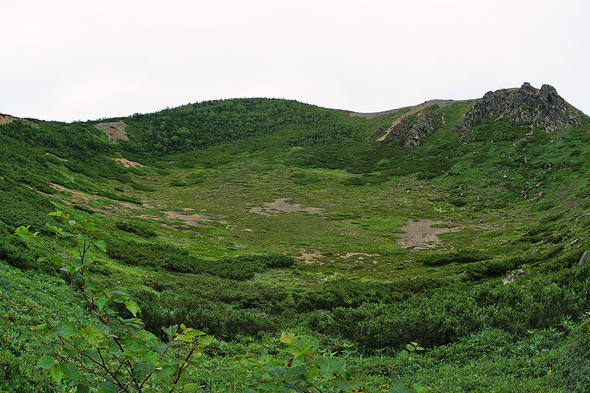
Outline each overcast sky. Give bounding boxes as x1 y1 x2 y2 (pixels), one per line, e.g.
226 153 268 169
1 0 589 122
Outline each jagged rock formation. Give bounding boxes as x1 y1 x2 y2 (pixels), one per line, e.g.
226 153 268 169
382 109 443 148
455 82 581 136
366 100 454 148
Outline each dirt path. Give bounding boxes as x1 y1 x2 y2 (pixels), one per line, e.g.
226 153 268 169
397 219 463 250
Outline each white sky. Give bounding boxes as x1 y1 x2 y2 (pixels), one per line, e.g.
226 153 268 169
1 0 589 122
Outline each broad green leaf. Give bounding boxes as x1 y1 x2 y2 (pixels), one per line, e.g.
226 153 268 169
80 221 94 230
155 343 169 354
159 364 176 376
163 325 178 338
99 380 120 393
318 357 345 378
280 332 296 345
265 366 288 379
140 331 157 341
85 281 97 292
55 321 75 337
60 265 76 274
59 362 79 381
124 300 140 317
284 365 307 378
49 256 63 266
94 239 107 252
67 219 77 226
96 296 107 311
390 383 414 393
47 211 63 217
80 324 106 347
37 355 55 369
74 306 85 318
200 334 214 346
50 365 63 384
14 226 29 235
76 233 89 240
334 378 363 391
76 384 90 393
46 223 60 232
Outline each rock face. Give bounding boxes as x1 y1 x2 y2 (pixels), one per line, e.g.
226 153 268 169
383 110 443 148
455 82 581 136
368 101 448 148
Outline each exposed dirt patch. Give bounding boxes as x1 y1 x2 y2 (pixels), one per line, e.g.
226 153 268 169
250 198 322 216
95 121 130 142
0 114 13 124
48 183 95 204
163 210 216 227
295 250 324 264
397 219 464 250
340 252 379 259
111 157 145 168
44 152 68 161
294 251 380 265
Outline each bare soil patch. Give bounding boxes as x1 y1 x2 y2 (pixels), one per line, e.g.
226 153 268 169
294 250 324 264
48 183 95 204
111 157 145 168
294 251 380 265
44 152 68 161
397 219 463 250
0 114 13 124
95 121 130 142
250 198 322 216
163 210 213 227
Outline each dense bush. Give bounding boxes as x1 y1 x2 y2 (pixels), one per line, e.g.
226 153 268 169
115 221 157 238
419 250 488 266
303 265 590 349
108 240 293 280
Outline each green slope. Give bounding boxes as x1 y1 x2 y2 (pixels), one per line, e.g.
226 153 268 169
1 91 590 391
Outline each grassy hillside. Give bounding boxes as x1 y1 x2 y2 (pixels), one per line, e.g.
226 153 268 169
1 94 590 392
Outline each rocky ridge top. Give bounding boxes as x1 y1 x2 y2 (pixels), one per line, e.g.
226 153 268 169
369 83 582 149
366 100 455 148
455 82 581 136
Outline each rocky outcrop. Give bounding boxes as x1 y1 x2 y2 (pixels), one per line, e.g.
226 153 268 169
383 110 443 148
368 102 447 148
502 269 528 285
455 82 581 136
95 121 130 142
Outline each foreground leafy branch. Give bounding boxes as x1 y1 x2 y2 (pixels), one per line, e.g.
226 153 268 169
16 212 427 393
16 212 212 393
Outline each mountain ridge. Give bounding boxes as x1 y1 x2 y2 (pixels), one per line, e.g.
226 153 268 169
1 81 590 391
366 82 585 148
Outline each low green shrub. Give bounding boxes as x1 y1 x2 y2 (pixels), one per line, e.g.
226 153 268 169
115 221 157 238
108 241 292 280
130 182 156 192
419 250 488 266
